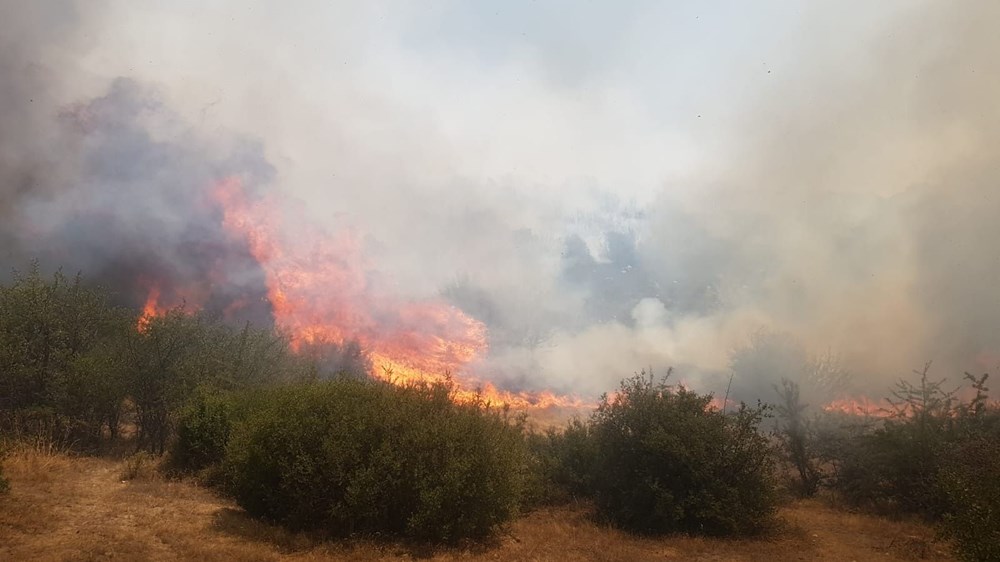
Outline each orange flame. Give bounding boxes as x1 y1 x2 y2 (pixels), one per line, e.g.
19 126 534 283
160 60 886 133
136 285 162 333
214 176 586 412
135 283 182 334
135 282 194 332
822 396 895 418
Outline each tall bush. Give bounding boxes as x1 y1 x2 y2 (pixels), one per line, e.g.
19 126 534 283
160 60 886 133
828 365 961 516
523 418 596 506
937 434 1000 561
168 387 241 476
773 378 821 496
585 372 777 535
820 368 1000 561
0 262 318 453
0 265 131 448
219 379 529 542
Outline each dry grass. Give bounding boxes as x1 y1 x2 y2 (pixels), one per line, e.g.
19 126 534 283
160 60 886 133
0 449 956 561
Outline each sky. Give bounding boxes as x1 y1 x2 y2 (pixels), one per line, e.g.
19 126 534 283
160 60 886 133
2 1 999 401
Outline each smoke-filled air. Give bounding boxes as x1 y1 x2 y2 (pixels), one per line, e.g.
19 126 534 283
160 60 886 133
3 1 1000 412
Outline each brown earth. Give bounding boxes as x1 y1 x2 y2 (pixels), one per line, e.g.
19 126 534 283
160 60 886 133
0 448 955 561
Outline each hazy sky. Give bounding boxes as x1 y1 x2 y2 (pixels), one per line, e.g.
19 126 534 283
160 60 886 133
3 1 998 400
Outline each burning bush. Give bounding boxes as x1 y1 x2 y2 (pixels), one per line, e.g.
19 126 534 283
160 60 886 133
217 379 529 542
554 372 778 536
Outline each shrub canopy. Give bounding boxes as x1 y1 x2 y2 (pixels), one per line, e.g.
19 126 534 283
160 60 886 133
584 373 777 535
189 379 529 542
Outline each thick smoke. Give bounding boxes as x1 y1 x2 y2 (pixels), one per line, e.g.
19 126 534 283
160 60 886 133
0 5 275 323
452 0 1000 399
3 1 999 403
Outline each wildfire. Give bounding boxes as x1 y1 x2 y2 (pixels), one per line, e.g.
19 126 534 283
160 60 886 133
370 352 591 410
213 176 586 411
822 396 895 418
136 286 161 332
135 279 196 332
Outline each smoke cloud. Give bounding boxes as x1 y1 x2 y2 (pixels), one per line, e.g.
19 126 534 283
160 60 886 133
2 1 999 403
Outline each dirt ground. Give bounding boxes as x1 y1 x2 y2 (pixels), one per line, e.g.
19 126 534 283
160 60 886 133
0 448 955 561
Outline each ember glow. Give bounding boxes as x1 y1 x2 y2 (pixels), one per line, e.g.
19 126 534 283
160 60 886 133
213 176 585 410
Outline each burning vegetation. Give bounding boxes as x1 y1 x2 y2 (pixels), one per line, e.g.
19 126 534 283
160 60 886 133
3 2 1000 559
80 169 591 413
1 266 999 559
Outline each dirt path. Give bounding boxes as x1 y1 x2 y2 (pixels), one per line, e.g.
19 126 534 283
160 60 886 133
0 452 956 561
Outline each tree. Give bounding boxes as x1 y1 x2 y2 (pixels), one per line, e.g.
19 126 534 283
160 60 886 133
773 378 821 496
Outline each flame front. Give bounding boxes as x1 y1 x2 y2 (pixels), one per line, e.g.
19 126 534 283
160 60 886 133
822 396 895 418
214 177 584 411
136 285 162 333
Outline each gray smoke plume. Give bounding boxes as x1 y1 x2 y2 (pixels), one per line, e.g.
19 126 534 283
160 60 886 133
3 1 999 403
0 5 275 322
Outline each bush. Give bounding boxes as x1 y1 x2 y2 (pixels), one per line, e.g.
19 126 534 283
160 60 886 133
820 368 1000 561
523 419 596 506
0 263 317 454
772 379 822 496
0 265 132 448
585 372 777 535
219 379 528 542
938 434 1000 561
826 365 970 516
127 310 320 454
168 387 241 475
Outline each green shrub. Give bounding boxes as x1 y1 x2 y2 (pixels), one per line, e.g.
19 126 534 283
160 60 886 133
826 366 973 517
0 263 315 454
832 417 953 515
821 369 1000 560
127 311 320 454
0 264 132 448
169 387 241 474
772 379 822 497
220 379 528 542
523 419 596 506
585 372 777 536
938 434 1000 561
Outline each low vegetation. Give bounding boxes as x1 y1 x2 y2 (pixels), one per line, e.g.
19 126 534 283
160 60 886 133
0 263 333 454
579 372 776 535
173 380 529 542
772 367 1000 561
0 448 956 561
1 264 998 558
